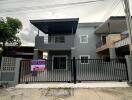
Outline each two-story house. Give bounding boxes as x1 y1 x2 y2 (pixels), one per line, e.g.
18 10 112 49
30 18 101 70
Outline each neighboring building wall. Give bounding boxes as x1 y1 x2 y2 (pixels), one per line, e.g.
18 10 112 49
106 34 121 48
73 24 97 59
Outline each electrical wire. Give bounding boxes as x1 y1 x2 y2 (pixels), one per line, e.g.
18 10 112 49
101 0 122 21
0 0 37 4
0 0 104 15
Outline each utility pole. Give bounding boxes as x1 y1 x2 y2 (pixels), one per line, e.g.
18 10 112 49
123 0 132 57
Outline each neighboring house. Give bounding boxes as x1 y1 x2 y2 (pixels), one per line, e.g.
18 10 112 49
30 18 101 70
3 46 35 59
95 16 129 59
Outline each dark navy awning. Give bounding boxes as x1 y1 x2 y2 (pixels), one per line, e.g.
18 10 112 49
30 18 79 34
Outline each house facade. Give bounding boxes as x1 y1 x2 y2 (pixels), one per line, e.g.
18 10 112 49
30 18 101 70
30 16 130 70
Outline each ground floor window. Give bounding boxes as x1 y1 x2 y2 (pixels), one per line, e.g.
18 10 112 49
80 55 90 64
52 56 67 70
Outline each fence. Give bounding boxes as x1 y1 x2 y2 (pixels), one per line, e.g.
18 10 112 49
0 57 21 86
76 59 128 81
19 58 128 84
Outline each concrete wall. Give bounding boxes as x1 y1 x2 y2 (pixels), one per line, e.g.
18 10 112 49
0 57 21 86
73 24 97 59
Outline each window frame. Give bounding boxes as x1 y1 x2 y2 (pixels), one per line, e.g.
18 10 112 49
80 55 90 64
80 35 88 43
52 55 68 70
55 36 65 43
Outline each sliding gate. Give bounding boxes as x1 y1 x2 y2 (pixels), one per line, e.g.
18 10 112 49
19 59 72 83
19 59 128 83
76 59 128 82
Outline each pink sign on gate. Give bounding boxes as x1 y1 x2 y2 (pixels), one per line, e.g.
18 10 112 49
31 60 47 71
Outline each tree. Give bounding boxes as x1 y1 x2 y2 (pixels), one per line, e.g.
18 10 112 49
0 17 22 48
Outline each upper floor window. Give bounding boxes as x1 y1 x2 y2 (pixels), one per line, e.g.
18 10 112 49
49 36 65 43
80 35 88 43
55 36 64 43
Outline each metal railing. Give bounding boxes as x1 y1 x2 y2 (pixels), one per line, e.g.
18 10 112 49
114 37 129 48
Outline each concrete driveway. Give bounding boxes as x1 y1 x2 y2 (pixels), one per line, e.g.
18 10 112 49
0 87 132 100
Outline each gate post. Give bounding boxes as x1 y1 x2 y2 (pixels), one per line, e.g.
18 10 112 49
125 55 132 84
73 57 76 84
14 58 22 85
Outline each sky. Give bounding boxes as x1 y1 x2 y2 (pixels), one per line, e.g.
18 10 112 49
0 0 132 46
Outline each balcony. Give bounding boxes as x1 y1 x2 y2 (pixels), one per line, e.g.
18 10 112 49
35 35 74 51
96 41 108 52
96 34 121 53
114 37 129 48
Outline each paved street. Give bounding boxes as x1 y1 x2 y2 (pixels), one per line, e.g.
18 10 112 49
0 87 132 100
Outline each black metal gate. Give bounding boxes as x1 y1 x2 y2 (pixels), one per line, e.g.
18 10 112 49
19 58 128 84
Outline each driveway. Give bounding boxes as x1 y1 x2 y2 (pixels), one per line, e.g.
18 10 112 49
0 87 132 100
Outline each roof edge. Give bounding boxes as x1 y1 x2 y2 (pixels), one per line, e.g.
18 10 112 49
30 18 79 23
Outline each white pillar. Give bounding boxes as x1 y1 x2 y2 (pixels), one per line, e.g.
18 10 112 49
109 48 116 59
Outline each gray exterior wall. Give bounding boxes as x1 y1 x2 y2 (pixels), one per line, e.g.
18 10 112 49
48 50 71 59
72 24 98 59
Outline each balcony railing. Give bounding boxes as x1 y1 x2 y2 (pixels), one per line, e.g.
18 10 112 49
96 41 106 49
44 36 65 44
35 35 74 50
114 37 129 48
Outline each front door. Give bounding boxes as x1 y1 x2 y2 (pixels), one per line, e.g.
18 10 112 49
53 56 67 70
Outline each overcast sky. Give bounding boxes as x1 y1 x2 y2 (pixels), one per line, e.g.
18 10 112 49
0 0 132 46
